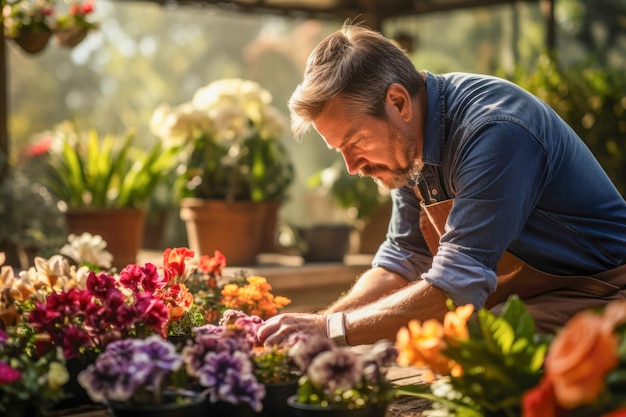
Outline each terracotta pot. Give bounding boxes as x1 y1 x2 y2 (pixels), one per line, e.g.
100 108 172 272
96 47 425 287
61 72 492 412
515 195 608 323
257 200 282 254
179 199 265 266
13 31 51 53
65 208 146 269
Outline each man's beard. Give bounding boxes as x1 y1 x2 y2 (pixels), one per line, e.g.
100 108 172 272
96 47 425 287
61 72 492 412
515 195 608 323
360 127 421 190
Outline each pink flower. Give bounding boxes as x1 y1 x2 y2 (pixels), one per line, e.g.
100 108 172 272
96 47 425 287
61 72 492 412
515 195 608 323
0 361 21 384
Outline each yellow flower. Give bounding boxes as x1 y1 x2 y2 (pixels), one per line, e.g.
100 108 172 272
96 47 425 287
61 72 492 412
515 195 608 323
47 361 70 391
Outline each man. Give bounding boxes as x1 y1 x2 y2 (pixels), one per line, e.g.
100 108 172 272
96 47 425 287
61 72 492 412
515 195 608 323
257 23 626 347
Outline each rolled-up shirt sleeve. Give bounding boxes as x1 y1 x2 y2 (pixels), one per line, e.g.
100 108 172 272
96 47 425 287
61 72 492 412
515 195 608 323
372 187 433 281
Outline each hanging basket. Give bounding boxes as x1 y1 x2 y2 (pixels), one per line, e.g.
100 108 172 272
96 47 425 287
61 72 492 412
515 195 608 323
13 31 52 54
55 27 88 47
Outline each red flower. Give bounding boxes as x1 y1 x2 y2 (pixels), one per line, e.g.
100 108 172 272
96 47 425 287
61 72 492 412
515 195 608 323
522 376 558 417
26 135 52 158
198 250 227 275
603 408 626 417
79 0 94 14
86 271 117 300
119 262 165 293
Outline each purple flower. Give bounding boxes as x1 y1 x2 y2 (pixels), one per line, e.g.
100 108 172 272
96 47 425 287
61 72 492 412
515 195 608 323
218 370 265 412
359 339 398 383
193 323 224 336
289 333 334 371
307 348 362 392
78 352 143 402
78 336 182 404
196 350 264 411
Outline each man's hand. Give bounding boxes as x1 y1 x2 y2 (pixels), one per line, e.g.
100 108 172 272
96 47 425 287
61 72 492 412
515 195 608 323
257 312 326 347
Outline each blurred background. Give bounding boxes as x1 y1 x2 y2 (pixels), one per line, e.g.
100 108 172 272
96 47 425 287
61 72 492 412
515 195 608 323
1 0 624 265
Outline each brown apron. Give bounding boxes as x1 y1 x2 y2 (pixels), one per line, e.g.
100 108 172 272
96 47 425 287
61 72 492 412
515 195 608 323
418 198 626 333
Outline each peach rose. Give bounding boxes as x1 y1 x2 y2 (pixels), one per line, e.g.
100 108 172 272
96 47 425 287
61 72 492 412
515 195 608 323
602 299 626 330
545 310 619 409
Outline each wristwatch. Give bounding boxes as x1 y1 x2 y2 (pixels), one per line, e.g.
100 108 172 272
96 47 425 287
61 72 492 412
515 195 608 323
326 312 348 346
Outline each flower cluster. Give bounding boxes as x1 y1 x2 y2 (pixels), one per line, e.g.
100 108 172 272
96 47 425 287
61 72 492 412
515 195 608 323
77 309 297 411
289 333 398 409
27 268 170 359
0 233 294 414
0 327 69 413
221 275 291 319
2 0 54 38
394 296 626 417
150 78 294 202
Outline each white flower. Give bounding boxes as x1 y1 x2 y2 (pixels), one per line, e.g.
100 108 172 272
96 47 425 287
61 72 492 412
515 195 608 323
60 232 114 269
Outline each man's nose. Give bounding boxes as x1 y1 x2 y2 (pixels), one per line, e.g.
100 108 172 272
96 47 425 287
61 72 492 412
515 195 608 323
341 152 363 175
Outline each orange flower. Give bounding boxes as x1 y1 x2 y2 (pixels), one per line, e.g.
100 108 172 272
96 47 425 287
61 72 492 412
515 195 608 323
198 251 227 275
545 310 619 409
443 303 474 341
157 283 193 321
220 276 290 319
395 318 458 382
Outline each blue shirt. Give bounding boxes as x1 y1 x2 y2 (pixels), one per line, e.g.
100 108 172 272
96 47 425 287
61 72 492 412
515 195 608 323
372 72 626 309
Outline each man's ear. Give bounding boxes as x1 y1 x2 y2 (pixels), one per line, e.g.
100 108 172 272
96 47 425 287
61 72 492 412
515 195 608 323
385 83 412 122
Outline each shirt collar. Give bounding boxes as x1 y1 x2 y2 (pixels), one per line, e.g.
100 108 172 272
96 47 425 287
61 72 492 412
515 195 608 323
422 71 445 167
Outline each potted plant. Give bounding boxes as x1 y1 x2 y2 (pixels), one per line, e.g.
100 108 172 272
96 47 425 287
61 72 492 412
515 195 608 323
52 0 97 47
299 160 390 262
2 0 55 53
150 78 295 265
286 334 398 416
32 120 177 268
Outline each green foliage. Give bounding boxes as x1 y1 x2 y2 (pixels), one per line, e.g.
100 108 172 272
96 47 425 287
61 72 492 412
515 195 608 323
396 296 550 417
252 345 298 384
506 54 626 197
44 123 177 209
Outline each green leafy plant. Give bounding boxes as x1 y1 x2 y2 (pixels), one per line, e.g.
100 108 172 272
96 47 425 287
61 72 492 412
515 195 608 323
41 121 177 209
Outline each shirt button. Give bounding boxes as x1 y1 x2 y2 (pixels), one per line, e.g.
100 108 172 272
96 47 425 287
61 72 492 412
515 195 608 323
431 189 438 196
